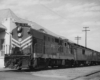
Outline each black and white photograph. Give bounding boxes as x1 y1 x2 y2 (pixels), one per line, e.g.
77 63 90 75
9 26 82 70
0 0 100 80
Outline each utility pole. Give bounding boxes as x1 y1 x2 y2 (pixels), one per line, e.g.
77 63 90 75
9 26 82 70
82 27 90 47
75 36 81 44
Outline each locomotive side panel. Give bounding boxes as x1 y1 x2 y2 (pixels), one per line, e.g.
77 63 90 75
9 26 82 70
85 49 93 61
31 29 44 39
96 52 99 61
63 41 75 60
45 41 58 55
97 52 100 61
58 38 63 55
31 29 44 57
76 47 86 61
92 51 98 61
44 34 59 58
33 37 44 57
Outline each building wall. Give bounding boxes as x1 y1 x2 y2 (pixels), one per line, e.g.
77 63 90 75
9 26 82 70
0 18 11 67
0 17 17 67
0 17 17 56
0 32 5 58
2 18 11 54
0 31 5 67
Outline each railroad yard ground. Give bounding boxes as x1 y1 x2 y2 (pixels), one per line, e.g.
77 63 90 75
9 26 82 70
0 66 100 80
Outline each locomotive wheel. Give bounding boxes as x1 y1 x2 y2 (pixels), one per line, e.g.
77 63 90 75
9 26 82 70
61 60 66 68
29 58 38 70
44 59 50 68
16 66 22 70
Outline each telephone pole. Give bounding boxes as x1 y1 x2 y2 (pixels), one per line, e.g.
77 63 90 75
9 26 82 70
75 36 81 44
82 27 90 47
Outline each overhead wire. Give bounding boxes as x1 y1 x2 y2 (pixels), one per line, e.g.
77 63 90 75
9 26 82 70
38 1 68 21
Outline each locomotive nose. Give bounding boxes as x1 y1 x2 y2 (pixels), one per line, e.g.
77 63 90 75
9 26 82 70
13 58 22 69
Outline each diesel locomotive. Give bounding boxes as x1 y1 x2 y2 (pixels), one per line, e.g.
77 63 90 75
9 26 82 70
4 22 100 70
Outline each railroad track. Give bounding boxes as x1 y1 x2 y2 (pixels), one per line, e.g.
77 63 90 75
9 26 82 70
71 70 100 80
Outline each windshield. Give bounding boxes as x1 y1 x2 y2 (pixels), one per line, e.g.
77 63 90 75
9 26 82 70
11 47 23 55
11 47 31 55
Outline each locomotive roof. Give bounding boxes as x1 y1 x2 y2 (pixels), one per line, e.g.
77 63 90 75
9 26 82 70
19 19 74 43
73 43 100 53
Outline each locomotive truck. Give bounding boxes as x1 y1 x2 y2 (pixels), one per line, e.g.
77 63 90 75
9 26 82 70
4 22 100 70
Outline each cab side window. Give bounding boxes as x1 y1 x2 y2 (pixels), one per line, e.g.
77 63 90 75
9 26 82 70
55 38 59 43
65 43 66 46
82 49 85 55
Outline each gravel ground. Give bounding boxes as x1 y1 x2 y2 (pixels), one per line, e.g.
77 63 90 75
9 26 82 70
0 66 100 80
31 66 100 80
1 58 100 80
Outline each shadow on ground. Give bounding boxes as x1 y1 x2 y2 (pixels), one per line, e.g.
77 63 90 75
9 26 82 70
0 65 97 73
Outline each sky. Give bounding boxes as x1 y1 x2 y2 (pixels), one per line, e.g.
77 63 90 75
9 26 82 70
0 0 100 52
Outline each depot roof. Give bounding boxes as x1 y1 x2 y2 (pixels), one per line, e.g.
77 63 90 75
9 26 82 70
0 23 6 32
0 8 74 43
